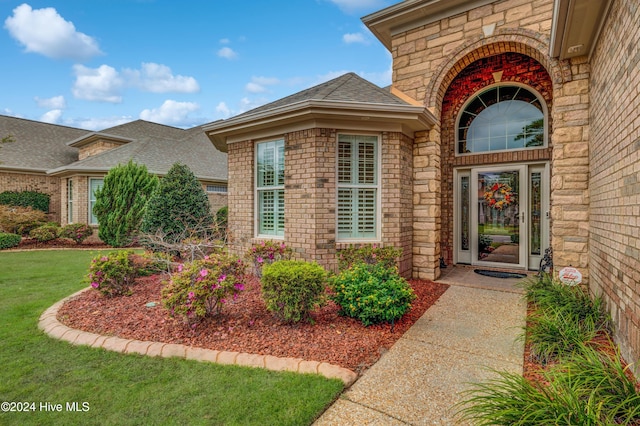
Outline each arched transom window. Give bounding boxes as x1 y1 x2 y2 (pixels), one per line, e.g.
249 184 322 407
457 84 546 154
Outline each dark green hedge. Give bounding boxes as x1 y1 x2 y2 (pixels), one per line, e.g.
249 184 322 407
0 191 50 212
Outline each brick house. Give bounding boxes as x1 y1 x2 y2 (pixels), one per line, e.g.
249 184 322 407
205 0 640 371
1 116 228 226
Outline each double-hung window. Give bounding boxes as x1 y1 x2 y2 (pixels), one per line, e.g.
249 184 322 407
256 139 284 237
89 178 103 225
337 134 379 240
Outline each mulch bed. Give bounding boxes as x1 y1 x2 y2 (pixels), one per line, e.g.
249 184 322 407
12 237 112 250
57 274 449 374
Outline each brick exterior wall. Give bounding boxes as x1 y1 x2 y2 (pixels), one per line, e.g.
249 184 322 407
227 129 414 277
588 0 640 371
389 0 590 280
78 140 124 160
0 171 62 222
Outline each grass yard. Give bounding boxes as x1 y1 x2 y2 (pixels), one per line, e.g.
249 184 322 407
0 250 343 426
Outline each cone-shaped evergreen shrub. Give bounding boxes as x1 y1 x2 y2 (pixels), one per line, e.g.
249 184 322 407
141 163 213 245
93 160 159 247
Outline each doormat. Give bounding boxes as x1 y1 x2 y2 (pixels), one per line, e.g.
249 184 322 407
474 269 527 279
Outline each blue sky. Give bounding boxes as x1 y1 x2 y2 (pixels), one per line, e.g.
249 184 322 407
0 0 396 130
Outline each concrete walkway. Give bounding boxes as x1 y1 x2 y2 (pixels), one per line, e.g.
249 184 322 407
314 284 527 425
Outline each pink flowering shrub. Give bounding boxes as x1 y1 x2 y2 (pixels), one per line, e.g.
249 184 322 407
86 250 137 297
245 240 293 277
337 244 401 271
59 223 94 244
162 253 246 325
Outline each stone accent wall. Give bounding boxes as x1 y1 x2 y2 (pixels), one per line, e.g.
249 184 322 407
0 171 62 222
78 140 124 160
588 0 640 371
227 129 415 277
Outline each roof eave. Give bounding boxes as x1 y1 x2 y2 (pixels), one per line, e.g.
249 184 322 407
67 132 135 148
550 0 613 59
204 100 436 152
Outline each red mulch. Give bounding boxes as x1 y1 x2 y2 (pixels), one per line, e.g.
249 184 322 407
57 274 449 374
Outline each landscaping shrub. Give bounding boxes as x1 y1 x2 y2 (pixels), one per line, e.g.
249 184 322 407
93 160 159 247
337 244 401 271
0 190 50 212
59 223 94 244
245 240 293 277
0 232 21 249
261 260 327 324
141 163 213 248
162 254 246 325
86 250 137 297
0 205 47 235
330 263 416 326
28 223 60 242
215 205 228 236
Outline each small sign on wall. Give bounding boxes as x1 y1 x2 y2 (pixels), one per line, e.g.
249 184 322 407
558 266 582 286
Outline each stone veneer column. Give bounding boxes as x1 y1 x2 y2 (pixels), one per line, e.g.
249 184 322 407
550 62 591 281
412 127 441 280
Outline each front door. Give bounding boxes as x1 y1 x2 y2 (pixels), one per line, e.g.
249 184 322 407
454 163 549 270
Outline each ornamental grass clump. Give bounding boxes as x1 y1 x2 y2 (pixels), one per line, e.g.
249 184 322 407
86 250 138 297
330 263 416 326
261 260 327 324
162 254 246 325
245 240 293 277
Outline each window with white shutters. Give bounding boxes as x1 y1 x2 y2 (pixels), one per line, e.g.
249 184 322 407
337 134 379 240
256 139 284 237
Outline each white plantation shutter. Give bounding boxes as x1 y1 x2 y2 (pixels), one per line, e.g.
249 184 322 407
257 140 285 237
337 135 378 239
89 178 103 225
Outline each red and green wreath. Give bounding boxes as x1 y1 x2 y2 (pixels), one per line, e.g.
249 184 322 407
483 183 515 210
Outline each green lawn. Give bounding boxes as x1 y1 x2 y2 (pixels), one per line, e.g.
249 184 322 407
0 250 343 425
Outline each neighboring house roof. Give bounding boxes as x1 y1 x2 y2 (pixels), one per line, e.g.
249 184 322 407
0 115 227 182
204 72 436 152
0 115 89 172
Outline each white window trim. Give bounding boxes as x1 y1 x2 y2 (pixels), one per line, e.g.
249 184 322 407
255 139 285 239
455 82 549 157
88 178 103 225
335 133 382 243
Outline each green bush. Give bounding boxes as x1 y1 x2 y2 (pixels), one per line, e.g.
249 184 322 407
0 205 47 235
59 223 94 244
261 260 327 323
141 163 213 248
162 254 246 325
337 244 401 271
29 224 60 242
93 160 159 247
0 232 21 249
330 263 416 326
0 190 50 212
86 250 137 297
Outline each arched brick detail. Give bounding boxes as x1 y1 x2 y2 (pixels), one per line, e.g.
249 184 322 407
425 29 571 113
438 52 554 266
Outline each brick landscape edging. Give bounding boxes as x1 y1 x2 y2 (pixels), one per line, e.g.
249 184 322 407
39 288 357 386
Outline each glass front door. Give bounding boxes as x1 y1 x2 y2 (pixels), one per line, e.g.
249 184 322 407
455 163 548 270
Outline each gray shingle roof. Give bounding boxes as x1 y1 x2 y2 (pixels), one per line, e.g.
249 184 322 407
0 116 227 181
233 72 409 119
0 115 89 171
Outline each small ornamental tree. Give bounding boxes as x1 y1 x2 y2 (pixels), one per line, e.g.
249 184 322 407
93 160 158 247
141 163 214 246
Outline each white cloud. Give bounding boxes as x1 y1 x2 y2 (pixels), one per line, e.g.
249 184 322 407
343 32 367 44
219 38 230 44
123 62 199 93
217 46 237 59
215 102 231 118
35 95 66 109
139 100 200 126
326 0 390 14
70 116 133 131
4 3 102 60
39 109 63 124
245 76 280 93
72 64 123 103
